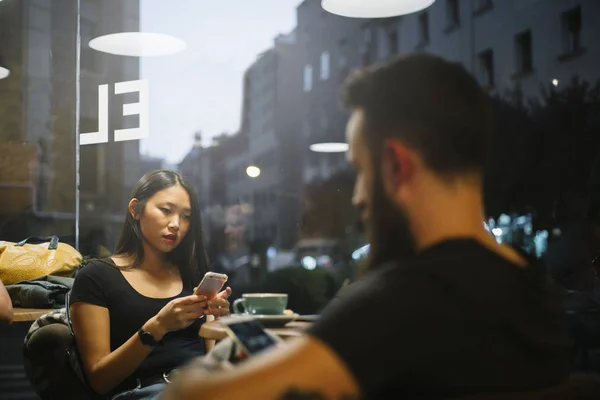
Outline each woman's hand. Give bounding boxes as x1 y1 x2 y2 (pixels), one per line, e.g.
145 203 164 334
145 295 207 339
205 287 232 318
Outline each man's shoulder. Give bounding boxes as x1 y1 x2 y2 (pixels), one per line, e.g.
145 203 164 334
334 261 442 307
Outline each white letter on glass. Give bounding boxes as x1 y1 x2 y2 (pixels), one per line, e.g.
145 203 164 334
114 79 149 142
80 84 109 145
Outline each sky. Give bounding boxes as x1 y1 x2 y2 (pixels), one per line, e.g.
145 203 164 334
139 0 304 164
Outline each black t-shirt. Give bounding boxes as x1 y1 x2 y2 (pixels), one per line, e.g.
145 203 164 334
308 239 571 399
69 259 205 393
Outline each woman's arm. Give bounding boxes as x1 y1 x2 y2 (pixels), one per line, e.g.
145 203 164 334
71 294 207 395
70 303 167 395
0 278 13 325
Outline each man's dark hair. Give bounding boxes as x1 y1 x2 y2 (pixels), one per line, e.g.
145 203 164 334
342 53 493 179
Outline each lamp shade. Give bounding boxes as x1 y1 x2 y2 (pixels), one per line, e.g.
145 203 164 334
309 142 349 153
322 0 436 18
89 32 186 57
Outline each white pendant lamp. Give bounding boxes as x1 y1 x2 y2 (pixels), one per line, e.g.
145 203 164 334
310 142 349 153
89 32 186 57
322 0 436 18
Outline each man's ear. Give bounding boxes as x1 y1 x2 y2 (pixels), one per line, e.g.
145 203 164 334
381 140 413 198
128 199 140 220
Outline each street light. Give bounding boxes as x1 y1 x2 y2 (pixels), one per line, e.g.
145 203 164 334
89 32 187 57
322 0 435 18
246 165 261 178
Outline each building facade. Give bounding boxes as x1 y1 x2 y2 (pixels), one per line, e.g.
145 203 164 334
0 0 141 248
226 30 304 249
296 0 600 182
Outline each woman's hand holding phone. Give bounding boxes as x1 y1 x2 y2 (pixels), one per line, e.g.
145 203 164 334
205 287 232 318
144 294 208 339
192 272 231 318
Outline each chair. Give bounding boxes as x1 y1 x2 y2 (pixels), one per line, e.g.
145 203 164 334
22 293 102 400
561 290 600 372
456 373 600 399
23 323 98 399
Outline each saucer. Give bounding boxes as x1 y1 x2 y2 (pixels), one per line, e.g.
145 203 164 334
229 313 299 328
294 314 319 322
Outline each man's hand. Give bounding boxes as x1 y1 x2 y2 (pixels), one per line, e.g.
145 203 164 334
159 336 361 400
187 355 235 373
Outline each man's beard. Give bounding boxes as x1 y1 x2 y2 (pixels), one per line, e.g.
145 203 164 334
361 182 416 271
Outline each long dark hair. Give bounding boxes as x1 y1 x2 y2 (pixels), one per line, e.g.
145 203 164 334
114 169 210 288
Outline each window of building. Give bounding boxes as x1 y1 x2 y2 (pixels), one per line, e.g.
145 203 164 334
320 51 330 81
361 52 371 67
478 49 494 88
473 0 493 15
388 29 398 57
81 19 99 73
303 64 313 92
561 6 582 55
362 26 372 45
418 12 430 45
79 118 100 195
446 0 460 28
515 30 533 74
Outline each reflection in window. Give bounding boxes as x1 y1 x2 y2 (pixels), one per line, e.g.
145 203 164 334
478 49 494 88
473 0 493 15
515 30 533 74
320 51 330 81
361 52 371 67
303 64 313 92
81 18 99 73
418 12 430 45
362 26 372 45
388 29 398 57
80 145 99 196
446 0 460 27
561 6 582 55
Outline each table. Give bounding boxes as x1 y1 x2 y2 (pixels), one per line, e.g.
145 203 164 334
199 320 312 341
12 308 51 323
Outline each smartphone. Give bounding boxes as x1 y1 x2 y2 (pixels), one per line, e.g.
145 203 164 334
224 319 278 355
194 272 228 299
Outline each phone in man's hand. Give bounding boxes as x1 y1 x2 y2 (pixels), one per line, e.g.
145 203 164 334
194 272 227 299
223 319 278 356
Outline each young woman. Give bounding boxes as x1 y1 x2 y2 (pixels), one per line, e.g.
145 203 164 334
70 170 231 400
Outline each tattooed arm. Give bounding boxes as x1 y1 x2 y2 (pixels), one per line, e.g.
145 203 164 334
160 336 361 400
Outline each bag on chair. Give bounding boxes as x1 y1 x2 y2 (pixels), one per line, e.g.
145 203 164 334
23 293 103 400
0 236 82 285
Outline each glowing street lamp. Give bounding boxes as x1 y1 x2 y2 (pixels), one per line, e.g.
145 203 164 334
246 165 261 178
322 0 436 18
